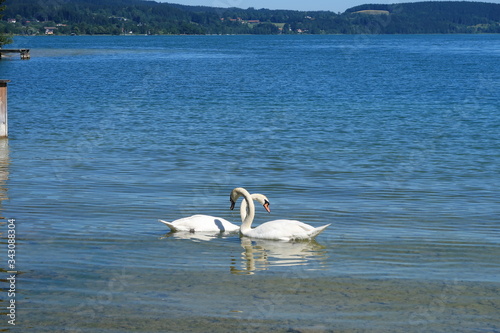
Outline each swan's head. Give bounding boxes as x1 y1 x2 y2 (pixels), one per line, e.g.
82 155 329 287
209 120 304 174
229 188 271 212
229 187 246 210
251 193 271 213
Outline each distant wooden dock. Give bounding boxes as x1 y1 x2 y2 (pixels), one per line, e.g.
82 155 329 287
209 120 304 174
0 49 30 60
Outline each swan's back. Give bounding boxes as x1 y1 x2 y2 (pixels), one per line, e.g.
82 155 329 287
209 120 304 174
159 215 239 232
246 220 330 241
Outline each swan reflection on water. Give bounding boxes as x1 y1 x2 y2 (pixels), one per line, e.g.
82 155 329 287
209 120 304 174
160 232 329 274
230 237 328 275
160 230 237 242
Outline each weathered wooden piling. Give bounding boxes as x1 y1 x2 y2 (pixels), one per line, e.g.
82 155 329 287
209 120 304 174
0 80 10 137
20 49 30 60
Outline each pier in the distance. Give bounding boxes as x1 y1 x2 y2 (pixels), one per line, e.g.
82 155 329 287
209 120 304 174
0 49 30 60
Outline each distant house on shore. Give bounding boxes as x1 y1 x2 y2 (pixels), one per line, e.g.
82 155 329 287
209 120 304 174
44 27 57 35
224 18 261 24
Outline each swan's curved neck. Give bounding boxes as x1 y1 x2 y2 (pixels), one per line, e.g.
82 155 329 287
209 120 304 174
240 198 250 223
236 188 255 234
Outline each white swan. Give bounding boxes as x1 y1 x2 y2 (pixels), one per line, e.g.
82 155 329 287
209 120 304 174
230 187 331 241
159 193 270 233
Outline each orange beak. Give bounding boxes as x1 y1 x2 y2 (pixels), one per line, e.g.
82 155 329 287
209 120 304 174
263 202 271 213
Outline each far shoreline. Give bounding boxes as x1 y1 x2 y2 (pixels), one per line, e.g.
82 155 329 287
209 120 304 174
8 32 500 39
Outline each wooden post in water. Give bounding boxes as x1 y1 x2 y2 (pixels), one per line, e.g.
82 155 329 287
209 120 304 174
0 80 10 137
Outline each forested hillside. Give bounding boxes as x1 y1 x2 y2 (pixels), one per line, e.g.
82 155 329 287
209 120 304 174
1 0 499 36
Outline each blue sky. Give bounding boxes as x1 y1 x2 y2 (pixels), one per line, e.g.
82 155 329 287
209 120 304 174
158 0 500 13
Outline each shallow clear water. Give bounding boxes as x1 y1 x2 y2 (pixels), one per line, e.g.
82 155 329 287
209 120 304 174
0 34 499 332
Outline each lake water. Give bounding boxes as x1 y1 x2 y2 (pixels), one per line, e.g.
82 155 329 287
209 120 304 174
0 34 499 332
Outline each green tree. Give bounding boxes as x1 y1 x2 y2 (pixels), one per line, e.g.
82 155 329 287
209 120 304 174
0 0 13 46
1 0 500 36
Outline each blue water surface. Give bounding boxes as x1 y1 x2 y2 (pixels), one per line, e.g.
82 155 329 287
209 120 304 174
0 34 499 332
